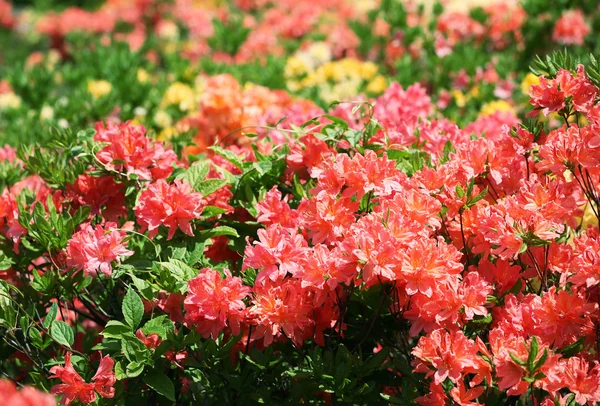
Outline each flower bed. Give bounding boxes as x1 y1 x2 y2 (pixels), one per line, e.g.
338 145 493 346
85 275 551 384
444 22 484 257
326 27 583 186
1 0 600 405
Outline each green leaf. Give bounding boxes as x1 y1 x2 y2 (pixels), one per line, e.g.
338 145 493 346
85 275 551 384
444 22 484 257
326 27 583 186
181 161 210 189
252 161 272 176
201 206 227 218
533 348 549 373
158 259 197 282
102 321 131 339
509 351 527 367
143 369 176 402
126 361 146 378
28 327 44 348
210 146 244 168
198 226 239 238
467 187 488 208
122 335 150 363
519 243 528 254
0 282 17 328
51 320 74 348
43 302 58 329
362 347 389 373
196 179 227 196
0 251 13 271
114 361 127 380
455 184 466 199
526 337 539 372
122 288 144 330
31 270 55 292
558 337 585 358
141 315 174 340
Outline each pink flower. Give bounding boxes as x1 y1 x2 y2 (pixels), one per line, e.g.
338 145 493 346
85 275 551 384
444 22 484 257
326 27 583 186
66 222 133 277
184 268 250 338
529 75 566 116
50 352 115 405
65 175 126 222
134 179 205 240
552 10 590 45
94 121 178 181
412 329 489 385
544 357 600 404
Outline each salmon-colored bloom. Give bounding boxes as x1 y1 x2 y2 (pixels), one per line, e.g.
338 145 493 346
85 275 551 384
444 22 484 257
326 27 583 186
412 329 488 385
94 121 178 181
552 9 590 46
50 352 115 405
184 268 250 338
134 179 205 240
66 222 133 277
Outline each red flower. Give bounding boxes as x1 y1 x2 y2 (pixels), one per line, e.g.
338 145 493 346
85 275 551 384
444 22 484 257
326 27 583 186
65 175 126 222
66 222 133 277
412 329 489 386
50 352 115 405
94 121 178 181
134 179 205 240
184 268 250 338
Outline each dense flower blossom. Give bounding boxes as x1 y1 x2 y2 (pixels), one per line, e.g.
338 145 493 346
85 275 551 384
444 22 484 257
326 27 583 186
184 268 250 338
50 352 115 405
134 179 205 240
65 175 126 221
412 329 490 386
544 357 600 404
94 121 178 181
66 222 133 277
249 278 314 347
243 224 307 283
489 330 559 396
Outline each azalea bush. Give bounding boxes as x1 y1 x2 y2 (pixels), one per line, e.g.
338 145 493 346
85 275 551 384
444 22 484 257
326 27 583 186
3 0 600 405
2 53 600 404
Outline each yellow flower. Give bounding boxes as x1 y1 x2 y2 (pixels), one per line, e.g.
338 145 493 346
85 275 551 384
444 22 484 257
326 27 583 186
366 75 387 94
194 75 206 95
353 0 377 12
87 80 112 99
137 69 150 84
307 42 332 67
157 127 178 142
47 50 61 68
359 61 378 80
287 80 302 92
581 202 599 230
479 100 515 117
467 86 480 99
161 82 195 111
0 92 22 110
284 56 310 79
521 73 540 96
452 90 467 108
183 66 196 82
154 110 173 128
157 20 179 40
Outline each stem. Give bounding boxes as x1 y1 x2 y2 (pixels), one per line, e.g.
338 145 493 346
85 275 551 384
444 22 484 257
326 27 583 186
459 210 471 265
